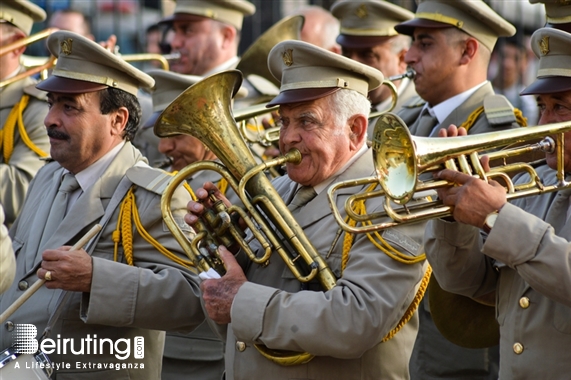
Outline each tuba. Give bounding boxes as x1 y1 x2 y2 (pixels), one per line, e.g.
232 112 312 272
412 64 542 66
154 70 337 366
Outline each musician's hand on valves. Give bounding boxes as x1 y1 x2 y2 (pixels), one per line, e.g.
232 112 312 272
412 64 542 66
99 34 118 52
185 181 232 225
435 156 507 228
38 246 93 292
200 245 247 324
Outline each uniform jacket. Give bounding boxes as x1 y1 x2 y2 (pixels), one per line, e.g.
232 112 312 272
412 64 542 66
398 81 521 380
223 148 428 380
1 142 204 380
425 164 571 380
0 72 49 224
397 82 520 137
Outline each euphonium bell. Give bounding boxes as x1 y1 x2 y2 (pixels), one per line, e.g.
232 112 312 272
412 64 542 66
154 70 338 366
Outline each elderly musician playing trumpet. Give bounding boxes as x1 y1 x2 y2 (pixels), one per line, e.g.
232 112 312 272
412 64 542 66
0 0 50 225
425 27 571 379
185 40 428 380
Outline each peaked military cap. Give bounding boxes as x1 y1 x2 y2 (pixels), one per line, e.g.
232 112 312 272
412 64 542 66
331 0 414 49
0 0 46 35
520 27 571 95
529 0 571 32
395 0 516 51
36 31 154 96
143 69 248 128
161 0 256 30
267 40 384 106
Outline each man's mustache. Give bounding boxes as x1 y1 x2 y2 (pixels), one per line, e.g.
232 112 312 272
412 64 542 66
47 128 70 140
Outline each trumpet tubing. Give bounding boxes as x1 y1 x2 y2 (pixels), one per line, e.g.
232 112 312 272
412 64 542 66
329 113 571 233
369 69 416 118
121 52 181 71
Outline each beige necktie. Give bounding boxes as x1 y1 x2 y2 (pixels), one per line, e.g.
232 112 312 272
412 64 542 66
40 173 81 245
414 108 438 137
288 186 317 213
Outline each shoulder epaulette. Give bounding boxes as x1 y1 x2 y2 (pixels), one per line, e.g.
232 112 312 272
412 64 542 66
401 95 426 109
23 83 47 101
483 95 517 127
126 164 172 195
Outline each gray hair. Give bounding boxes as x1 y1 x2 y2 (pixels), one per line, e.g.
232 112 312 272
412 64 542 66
390 34 411 54
328 89 371 129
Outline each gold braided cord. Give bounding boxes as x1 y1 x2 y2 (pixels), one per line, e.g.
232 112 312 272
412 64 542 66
183 181 197 201
381 265 432 342
513 108 528 127
458 106 484 132
115 186 193 268
121 190 135 266
459 106 528 133
2 95 48 163
217 177 229 196
340 182 428 341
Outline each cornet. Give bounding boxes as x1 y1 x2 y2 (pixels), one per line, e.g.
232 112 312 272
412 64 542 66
329 112 571 233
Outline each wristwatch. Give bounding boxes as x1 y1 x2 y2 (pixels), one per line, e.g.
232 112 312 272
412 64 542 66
482 211 499 234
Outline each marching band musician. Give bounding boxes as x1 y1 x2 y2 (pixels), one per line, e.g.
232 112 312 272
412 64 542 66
186 40 429 380
0 0 50 225
393 1 526 378
145 69 243 380
0 31 205 379
331 0 418 127
424 27 571 379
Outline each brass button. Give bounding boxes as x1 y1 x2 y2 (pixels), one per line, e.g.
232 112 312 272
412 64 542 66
235 341 247 352
18 281 29 290
519 297 530 309
5 321 14 332
513 342 524 354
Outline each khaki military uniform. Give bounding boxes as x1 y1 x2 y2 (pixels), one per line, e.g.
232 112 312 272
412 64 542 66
222 149 427 380
0 73 49 224
425 164 571 379
0 205 15 294
1 143 204 379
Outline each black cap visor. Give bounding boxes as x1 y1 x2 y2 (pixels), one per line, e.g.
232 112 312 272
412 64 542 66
267 87 341 107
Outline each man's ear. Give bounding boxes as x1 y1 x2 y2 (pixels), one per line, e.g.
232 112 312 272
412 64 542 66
110 107 129 136
220 24 237 49
348 114 368 150
459 38 478 65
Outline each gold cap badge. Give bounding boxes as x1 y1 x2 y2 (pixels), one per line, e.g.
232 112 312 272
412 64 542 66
539 36 550 56
60 38 73 55
355 4 368 19
282 49 293 67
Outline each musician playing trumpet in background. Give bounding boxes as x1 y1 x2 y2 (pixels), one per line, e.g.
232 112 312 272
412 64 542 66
425 27 571 379
0 0 50 225
331 0 418 130
185 40 428 380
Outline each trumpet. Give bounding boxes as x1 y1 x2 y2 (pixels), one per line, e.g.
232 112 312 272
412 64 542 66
369 69 416 118
235 103 280 147
329 112 571 233
121 52 181 71
155 70 337 366
0 28 58 88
